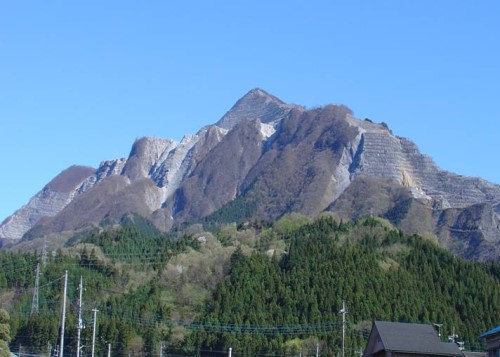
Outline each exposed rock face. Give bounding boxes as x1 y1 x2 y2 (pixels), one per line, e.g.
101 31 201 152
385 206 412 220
434 203 500 261
216 88 299 130
1 88 499 260
168 118 267 222
0 166 95 241
342 117 500 208
239 105 358 217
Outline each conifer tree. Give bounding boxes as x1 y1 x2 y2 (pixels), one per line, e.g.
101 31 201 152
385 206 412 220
0 309 11 357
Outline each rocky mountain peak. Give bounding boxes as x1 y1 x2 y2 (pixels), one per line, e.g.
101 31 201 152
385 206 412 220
2 89 500 260
246 88 284 103
215 88 301 130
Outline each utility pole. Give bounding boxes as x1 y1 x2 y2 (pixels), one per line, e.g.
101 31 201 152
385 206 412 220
59 270 68 357
160 341 164 357
76 276 84 357
339 300 347 357
107 343 111 357
316 342 319 357
31 263 40 316
91 308 99 357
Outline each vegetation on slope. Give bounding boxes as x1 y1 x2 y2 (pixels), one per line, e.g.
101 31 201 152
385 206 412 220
194 216 499 355
0 216 498 356
0 308 11 357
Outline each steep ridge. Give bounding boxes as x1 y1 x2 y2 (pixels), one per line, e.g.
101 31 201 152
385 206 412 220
238 105 358 218
1 88 499 260
0 89 297 241
0 166 95 244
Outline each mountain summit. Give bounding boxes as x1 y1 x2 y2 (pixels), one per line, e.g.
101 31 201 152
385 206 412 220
1 90 499 260
215 88 299 129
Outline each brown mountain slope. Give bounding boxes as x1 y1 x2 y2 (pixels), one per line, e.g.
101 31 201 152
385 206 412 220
2 89 500 260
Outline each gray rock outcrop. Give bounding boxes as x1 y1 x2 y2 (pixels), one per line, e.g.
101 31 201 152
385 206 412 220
1 88 499 260
0 166 95 242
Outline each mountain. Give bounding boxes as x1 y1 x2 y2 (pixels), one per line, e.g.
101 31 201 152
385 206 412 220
1 88 499 260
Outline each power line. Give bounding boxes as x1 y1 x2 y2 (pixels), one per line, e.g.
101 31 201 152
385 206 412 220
12 303 348 335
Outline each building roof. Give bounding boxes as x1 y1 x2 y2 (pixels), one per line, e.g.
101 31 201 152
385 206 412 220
372 321 463 356
462 352 486 357
480 325 500 338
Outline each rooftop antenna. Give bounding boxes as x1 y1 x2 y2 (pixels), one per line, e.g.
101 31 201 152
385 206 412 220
448 327 458 344
433 323 443 340
447 327 465 351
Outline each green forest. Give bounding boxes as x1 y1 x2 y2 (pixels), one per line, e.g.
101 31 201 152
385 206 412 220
0 215 499 356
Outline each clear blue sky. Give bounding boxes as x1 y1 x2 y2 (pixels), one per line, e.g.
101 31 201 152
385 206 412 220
1 1 499 221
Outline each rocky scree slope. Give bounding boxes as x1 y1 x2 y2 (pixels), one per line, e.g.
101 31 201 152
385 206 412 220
1 88 499 260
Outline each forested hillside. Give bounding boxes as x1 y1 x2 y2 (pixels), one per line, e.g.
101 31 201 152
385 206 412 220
0 216 498 356
194 217 499 355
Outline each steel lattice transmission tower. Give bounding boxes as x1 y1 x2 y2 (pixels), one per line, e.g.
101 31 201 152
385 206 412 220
31 263 40 316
